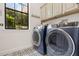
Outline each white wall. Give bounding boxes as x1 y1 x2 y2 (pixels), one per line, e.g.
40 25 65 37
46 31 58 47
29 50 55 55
42 13 79 25
0 3 42 55
0 3 4 30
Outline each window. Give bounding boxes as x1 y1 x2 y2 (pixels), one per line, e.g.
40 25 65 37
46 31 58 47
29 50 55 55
15 3 21 11
5 3 29 30
6 3 14 9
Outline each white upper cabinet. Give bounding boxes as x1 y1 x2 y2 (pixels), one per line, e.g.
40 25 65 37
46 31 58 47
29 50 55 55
45 4 53 18
53 3 63 17
40 3 79 20
40 4 53 20
63 3 79 13
40 4 46 20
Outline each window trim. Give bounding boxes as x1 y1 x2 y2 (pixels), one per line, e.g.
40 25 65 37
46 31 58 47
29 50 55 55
5 3 29 30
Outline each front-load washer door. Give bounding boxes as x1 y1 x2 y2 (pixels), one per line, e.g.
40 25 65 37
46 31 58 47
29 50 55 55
33 29 41 46
46 28 75 56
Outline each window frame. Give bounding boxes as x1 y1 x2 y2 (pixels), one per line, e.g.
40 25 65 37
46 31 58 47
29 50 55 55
5 3 29 30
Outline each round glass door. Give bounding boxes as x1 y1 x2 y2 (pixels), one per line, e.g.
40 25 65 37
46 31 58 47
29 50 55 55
46 28 75 56
33 30 41 46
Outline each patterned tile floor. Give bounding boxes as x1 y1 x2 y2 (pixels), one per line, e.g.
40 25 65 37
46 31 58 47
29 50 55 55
4 47 43 56
24 51 42 56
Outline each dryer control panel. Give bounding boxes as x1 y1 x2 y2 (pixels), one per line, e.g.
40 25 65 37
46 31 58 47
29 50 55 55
58 21 79 27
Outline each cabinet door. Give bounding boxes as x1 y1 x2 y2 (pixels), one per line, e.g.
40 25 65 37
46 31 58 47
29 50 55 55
53 3 63 17
63 3 78 13
45 3 53 18
40 4 46 20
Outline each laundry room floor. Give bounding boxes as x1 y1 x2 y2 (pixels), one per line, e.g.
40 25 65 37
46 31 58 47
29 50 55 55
23 51 42 56
4 47 42 56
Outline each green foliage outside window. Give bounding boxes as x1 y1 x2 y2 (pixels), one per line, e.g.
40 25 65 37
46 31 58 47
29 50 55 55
5 3 29 30
6 9 15 29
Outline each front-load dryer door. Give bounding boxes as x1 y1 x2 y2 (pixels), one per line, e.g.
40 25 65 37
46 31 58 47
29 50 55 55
33 29 41 46
46 28 75 56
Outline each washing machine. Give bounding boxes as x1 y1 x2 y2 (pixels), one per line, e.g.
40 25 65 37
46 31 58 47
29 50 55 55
32 25 47 55
46 25 79 56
